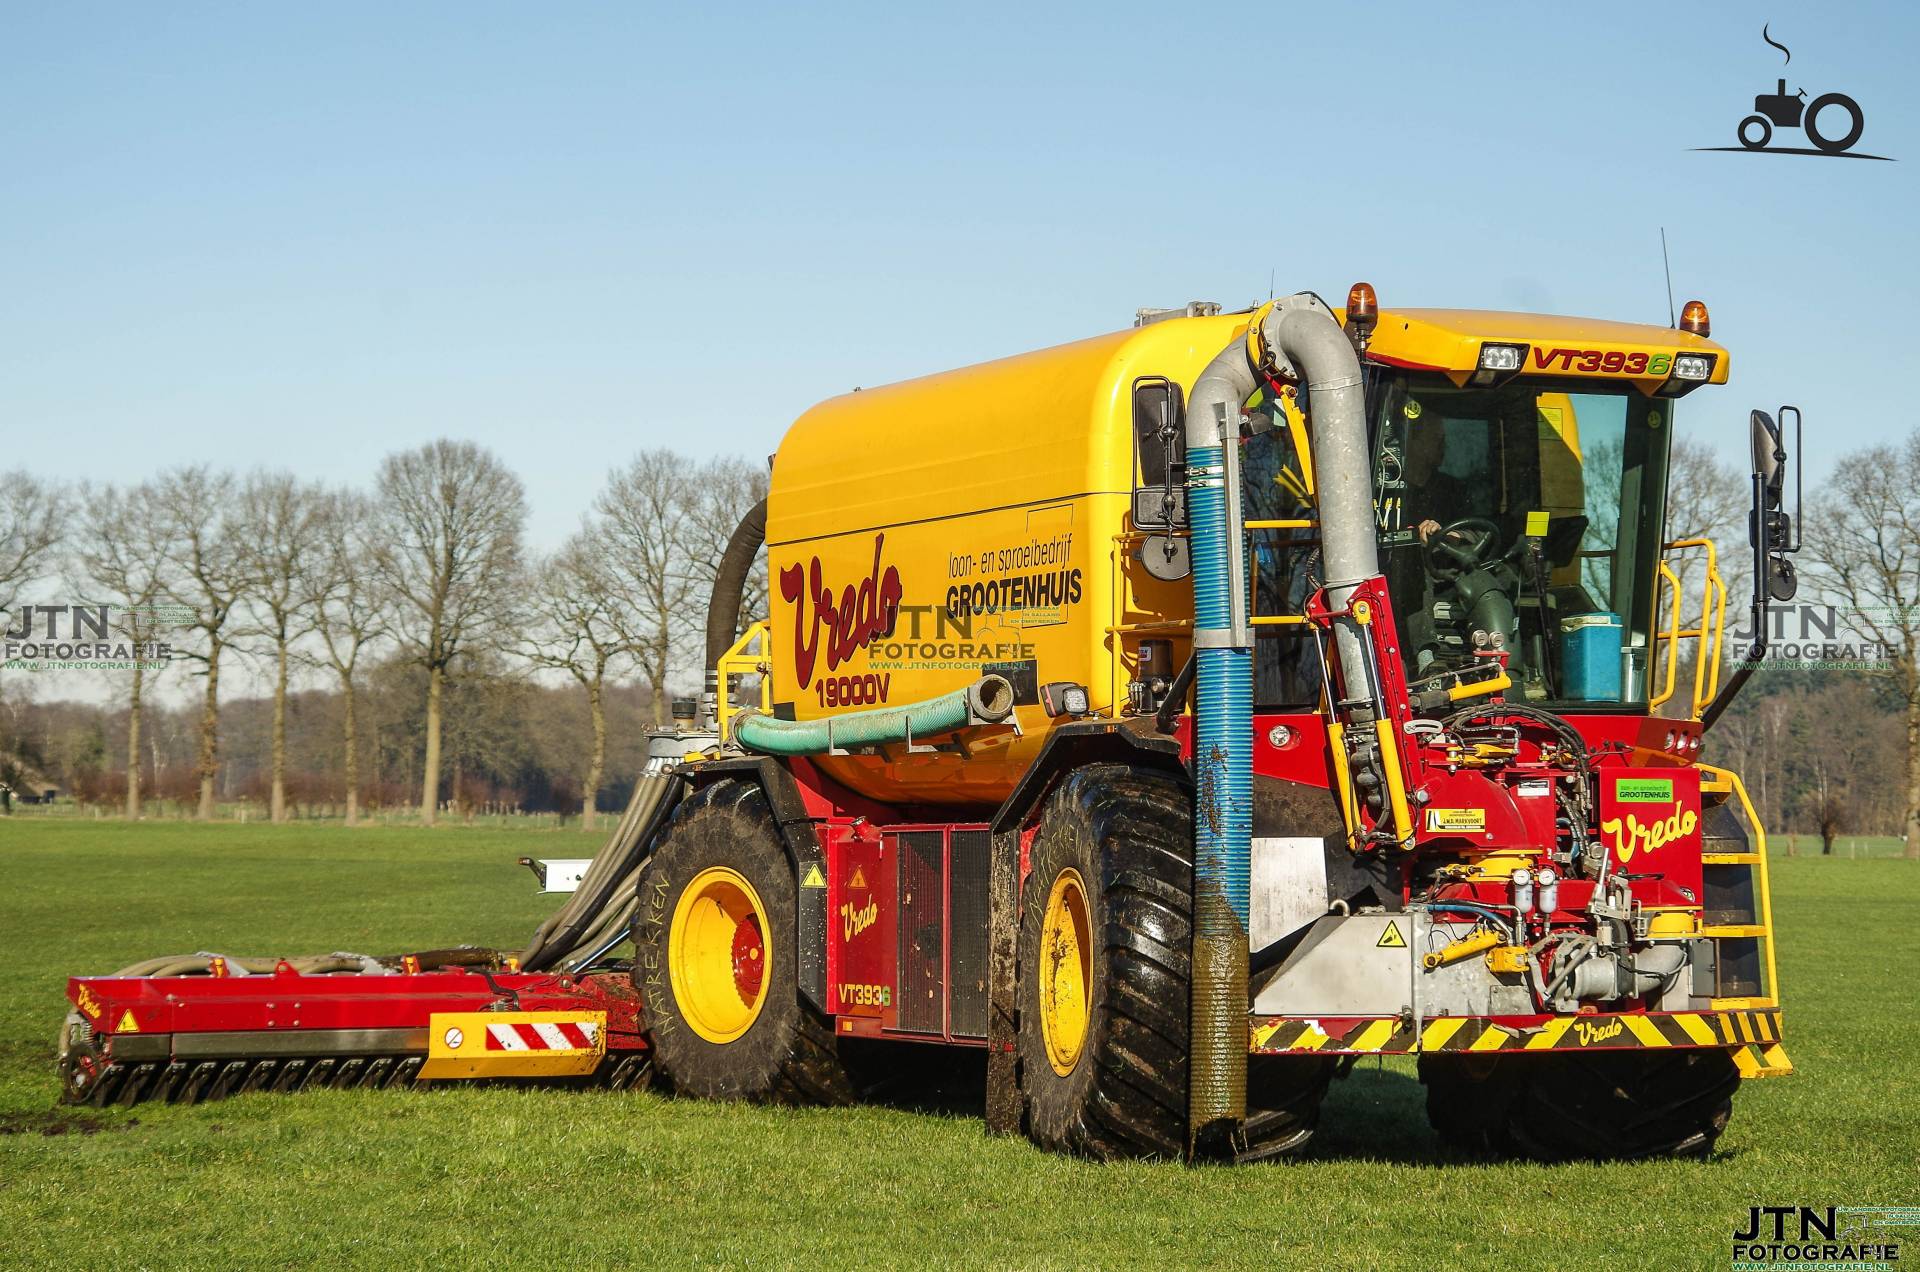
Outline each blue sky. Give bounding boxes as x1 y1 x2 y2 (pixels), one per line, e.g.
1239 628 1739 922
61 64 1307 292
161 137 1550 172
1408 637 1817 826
3 1 1914 549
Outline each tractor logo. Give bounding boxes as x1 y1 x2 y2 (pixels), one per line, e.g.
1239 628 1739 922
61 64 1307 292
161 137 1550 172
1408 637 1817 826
1696 25 1890 161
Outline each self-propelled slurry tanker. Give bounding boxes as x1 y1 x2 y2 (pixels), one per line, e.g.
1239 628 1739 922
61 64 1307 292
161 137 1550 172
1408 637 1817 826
60 286 1800 1162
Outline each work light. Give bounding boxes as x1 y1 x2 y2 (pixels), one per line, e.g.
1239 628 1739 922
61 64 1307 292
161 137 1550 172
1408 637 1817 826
1477 343 1524 372
1472 342 1527 386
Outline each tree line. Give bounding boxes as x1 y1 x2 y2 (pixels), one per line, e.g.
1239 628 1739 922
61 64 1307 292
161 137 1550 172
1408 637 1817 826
4 427 1920 855
0 445 765 828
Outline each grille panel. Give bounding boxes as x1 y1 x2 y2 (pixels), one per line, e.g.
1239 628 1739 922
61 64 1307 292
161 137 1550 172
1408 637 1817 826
948 830 991 1038
897 831 945 1034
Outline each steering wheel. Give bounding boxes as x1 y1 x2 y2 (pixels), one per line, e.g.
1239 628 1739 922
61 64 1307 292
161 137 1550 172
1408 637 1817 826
1422 516 1503 581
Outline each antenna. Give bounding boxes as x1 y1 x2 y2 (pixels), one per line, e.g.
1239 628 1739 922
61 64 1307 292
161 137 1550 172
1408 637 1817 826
1268 268 1275 301
1660 227 1676 327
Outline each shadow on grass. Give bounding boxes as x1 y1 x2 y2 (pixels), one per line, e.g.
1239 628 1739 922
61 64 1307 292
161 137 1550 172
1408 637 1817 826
836 1042 1470 1162
0 1108 135 1137
841 1039 988 1119
826 1051 1745 1167
1303 1062 1451 1164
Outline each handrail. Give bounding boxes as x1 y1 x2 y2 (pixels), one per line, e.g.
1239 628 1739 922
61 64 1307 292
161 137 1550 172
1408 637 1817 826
1651 538 1728 718
715 620 773 744
1695 762 1781 1009
1244 517 1319 632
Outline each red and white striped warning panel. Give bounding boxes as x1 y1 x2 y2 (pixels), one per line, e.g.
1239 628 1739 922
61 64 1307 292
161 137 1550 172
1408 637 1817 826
484 1019 599 1051
421 1010 607 1080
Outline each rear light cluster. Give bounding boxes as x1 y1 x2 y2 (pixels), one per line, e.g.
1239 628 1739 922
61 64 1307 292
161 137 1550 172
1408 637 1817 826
1662 730 1702 755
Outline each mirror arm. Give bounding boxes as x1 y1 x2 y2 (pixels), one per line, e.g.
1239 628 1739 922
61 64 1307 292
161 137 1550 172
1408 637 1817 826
1704 406 1803 733
1702 471 1772 732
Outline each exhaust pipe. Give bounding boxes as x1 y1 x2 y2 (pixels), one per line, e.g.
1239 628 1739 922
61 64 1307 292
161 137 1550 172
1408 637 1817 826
1184 293 1374 1151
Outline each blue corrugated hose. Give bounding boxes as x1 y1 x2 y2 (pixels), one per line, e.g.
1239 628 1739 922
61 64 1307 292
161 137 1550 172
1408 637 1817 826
1186 443 1251 925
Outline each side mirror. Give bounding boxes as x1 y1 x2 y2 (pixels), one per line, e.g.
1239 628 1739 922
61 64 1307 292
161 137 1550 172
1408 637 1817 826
1131 378 1187 531
1768 557 1798 602
1705 408 1806 730
1748 405 1803 600
1750 409 1786 513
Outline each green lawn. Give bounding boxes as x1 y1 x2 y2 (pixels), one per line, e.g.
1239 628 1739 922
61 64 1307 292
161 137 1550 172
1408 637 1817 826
1 821 1915 1269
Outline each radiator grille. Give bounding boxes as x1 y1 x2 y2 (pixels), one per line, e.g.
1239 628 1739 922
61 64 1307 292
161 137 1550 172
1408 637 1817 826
897 831 945 1033
948 830 991 1038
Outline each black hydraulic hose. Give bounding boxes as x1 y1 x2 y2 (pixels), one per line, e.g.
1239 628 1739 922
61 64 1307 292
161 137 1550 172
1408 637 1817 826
1525 542 1558 700
521 775 679 972
1444 699 1591 768
706 497 768 670
1155 653 1196 734
521 789 646 967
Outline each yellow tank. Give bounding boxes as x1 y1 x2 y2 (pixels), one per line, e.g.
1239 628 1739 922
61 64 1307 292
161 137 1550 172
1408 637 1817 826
765 311 1253 807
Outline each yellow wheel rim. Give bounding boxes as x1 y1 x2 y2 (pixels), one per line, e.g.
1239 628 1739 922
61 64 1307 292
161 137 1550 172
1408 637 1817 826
1039 867 1093 1076
669 866 771 1044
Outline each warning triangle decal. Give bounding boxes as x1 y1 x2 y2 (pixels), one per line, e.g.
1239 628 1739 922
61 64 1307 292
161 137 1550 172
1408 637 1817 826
800 864 826 888
117 1010 140 1033
1376 922 1407 949
848 866 868 890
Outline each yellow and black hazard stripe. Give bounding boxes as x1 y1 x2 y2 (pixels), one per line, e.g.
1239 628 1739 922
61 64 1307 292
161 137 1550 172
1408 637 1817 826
1250 1008 1783 1056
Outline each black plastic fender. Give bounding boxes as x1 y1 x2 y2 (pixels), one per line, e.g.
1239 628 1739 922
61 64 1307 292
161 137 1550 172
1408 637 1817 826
989 718 1188 836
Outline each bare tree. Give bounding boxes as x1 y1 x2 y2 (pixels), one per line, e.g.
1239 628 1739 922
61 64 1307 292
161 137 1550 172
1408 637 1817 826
685 455 772 640
301 490 389 826
1666 439 1748 545
152 467 250 820
1666 437 1751 602
0 470 63 603
1646 438 1751 716
1804 435 1920 860
69 482 168 818
1794 680 1890 853
240 472 322 823
517 531 632 829
374 440 526 826
596 450 701 725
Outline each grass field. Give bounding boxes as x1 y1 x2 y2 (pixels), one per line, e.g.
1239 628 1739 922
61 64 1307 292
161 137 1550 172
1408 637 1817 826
1 821 1916 1269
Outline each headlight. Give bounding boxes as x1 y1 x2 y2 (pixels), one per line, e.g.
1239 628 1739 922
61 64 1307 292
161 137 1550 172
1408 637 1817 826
1478 343 1525 371
1672 353 1714 381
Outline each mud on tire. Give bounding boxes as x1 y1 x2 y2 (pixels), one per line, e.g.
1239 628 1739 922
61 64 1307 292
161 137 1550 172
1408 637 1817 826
632 779 852 1105
1016 764 1330 1162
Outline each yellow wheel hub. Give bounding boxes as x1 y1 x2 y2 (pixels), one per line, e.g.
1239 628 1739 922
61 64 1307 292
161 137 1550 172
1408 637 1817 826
1039 867 1093 1075
669 866 771 1044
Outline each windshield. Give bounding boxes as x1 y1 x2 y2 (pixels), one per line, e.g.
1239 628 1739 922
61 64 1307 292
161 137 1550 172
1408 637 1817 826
1369 374 1673 706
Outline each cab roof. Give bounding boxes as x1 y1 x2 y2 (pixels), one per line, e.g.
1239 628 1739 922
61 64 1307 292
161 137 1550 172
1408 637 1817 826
1361 307 1730 387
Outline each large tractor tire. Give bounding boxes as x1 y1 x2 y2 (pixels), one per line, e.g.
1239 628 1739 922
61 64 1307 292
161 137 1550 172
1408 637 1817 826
1016 764 1330 1162
1420 1048 1738 1160
632 780 853 1105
